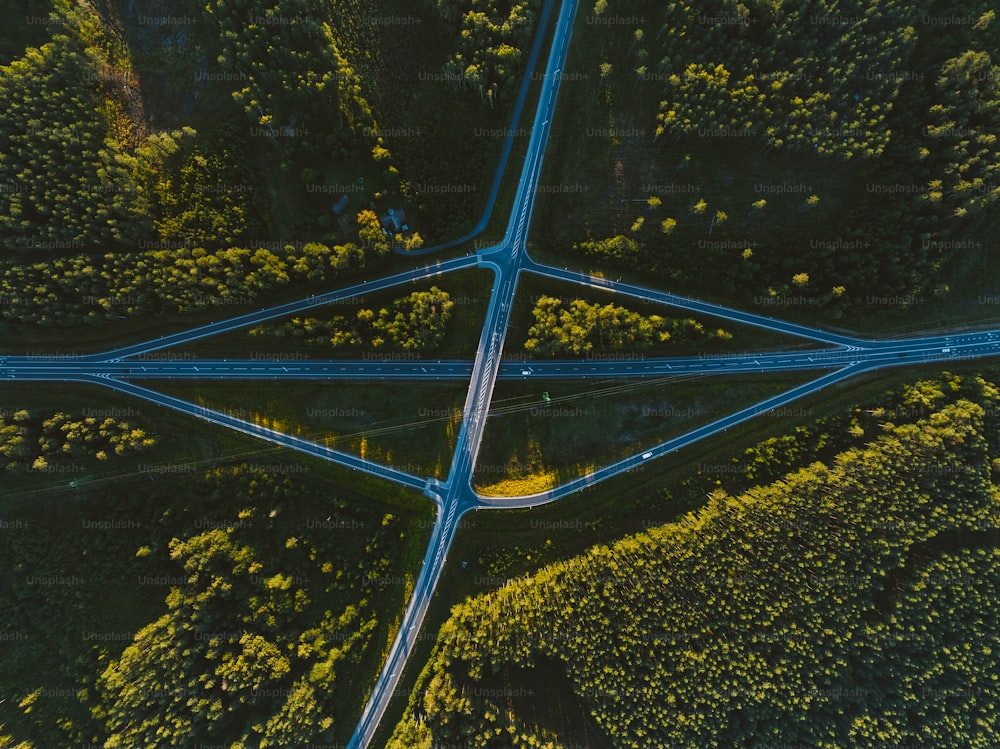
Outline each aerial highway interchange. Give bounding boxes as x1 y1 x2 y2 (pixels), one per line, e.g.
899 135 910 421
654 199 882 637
4 0 1000 744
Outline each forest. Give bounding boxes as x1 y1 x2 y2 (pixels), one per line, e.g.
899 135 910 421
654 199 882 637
0 460 430 747
0 0 529 329
389 373 1000 748
206 0 379 148
0 235 385 327
428 0 541 107
534 0 1000 318
3 0 1000 746
0 23 139 251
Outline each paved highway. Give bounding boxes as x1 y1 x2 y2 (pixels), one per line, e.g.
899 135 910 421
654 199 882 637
346 0 580 744
397 0 557 257
476 364 870 508
4 0 1000 745
5 329 1000 381
525 260 893 348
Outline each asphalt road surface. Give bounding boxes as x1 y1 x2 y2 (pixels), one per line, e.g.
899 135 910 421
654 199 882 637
4 0 1000 744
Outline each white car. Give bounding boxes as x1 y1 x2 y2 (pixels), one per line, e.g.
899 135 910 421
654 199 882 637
642 451 653 459
521 369 532 376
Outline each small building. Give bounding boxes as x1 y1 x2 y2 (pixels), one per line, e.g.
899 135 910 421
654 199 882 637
331 195 350 216
379 207 409 233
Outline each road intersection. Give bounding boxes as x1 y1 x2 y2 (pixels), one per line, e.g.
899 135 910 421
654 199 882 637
4 0 1000 744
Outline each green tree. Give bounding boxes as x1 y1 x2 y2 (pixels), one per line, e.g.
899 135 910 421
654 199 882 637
389 395 1000 747
0 31 141 251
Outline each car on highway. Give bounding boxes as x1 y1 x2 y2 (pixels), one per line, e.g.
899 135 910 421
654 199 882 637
642 451 653 459
521 368 532 376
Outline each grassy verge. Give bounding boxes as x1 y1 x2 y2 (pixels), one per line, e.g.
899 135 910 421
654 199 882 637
0 381 433 508
473 371 817 495
0 381 222 500
151 379 470 480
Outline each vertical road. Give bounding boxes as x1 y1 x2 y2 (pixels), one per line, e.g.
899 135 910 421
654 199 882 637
345 0 579 746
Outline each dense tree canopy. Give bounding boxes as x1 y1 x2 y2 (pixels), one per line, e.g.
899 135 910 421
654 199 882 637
0 233 382 327
0 408 155 472
249 287 455 351
651 0 920 159
0 459 424 747
92 462 409 748
0 30 139 252
97 525 373 748
133 125 265 249
390 384 1000 747
428 0 540 106
922 49 1000 217
575 235 641 264
524 296 729 355
205 0 378 149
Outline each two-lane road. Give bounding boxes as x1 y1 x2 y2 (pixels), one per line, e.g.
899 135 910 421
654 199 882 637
5 0 1000 745
345 0 581 745
6 329 1000 381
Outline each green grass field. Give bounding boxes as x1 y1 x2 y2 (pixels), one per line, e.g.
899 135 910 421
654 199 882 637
152 379 470 480
473 371 818 495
